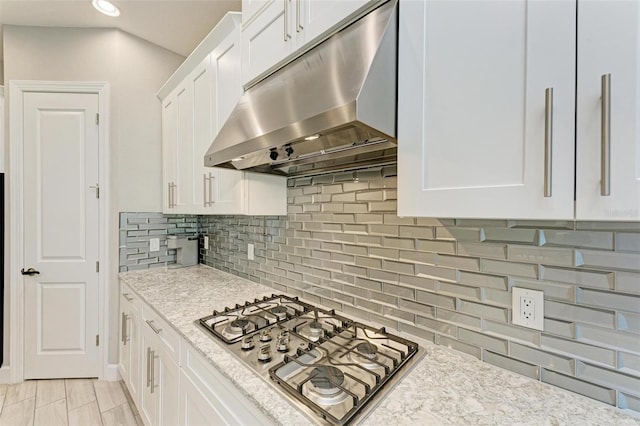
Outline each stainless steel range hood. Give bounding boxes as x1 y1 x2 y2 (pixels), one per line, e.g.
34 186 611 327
204 0 398 177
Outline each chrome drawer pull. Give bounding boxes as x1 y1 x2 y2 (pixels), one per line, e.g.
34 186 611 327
146 319 162 334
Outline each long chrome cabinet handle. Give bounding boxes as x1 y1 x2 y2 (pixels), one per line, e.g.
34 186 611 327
146 347 151 387
146 319 162 334
284 0 291 41
172 183 177 207
203 173 208 207
203 173 215 207
121 312 126 344
296 0 303 32
150 350 156 394
208 173 215 205
282 0 289 42
544 88 553 197
601 73 611 196
167 182 171 208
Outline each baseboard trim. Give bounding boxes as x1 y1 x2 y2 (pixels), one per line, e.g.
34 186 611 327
103 363 121 381
0 366 12 383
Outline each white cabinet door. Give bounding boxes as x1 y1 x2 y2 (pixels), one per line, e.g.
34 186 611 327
157 346 180 426
140 326 158 426
242 0 271 26
576 0 640 220
161 95 177 213
162 83 192 214
300 0 376 46
242 0 293 85
128 311 140 406
179 372 229 426
398 0 576 219
210 24 247 214
190 56 215 213
180 342 273 425
118 294 130 386
119 285 141 407
126 299 141 406
175 83 193 213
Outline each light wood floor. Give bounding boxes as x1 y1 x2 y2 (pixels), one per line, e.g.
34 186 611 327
0 379 141 426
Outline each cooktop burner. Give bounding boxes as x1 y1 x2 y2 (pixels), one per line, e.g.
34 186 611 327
197 294 423 425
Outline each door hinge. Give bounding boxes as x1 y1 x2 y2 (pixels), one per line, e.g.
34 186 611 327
96 113 100 125
96 335 99 346
90 183 100 199
96 261 100 273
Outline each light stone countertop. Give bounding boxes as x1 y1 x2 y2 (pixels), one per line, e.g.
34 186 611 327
119 264 640 425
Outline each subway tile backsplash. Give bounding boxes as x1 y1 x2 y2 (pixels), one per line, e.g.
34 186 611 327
118 212 198 272
119 166 640 414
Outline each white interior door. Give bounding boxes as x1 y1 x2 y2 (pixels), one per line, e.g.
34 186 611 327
22 91 100 379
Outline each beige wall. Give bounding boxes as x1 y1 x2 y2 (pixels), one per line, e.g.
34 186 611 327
3 25 184 367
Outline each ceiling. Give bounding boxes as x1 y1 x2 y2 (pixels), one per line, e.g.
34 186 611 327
0 0 242 60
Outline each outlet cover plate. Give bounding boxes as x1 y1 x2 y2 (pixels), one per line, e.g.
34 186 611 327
248 243 255 260
149 237 160 252
512 287 544 331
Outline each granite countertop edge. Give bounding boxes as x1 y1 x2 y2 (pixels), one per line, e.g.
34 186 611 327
118 264 640 426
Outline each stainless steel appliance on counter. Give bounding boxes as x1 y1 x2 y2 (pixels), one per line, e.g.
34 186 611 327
167 235 198 268
197 294 423 425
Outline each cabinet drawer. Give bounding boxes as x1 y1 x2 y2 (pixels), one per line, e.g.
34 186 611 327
141 306 180 363
120 283 141 313
180 343 272 425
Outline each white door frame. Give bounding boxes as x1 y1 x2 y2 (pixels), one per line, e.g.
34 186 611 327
7 81 111 383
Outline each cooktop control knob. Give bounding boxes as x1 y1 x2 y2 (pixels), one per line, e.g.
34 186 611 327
260 329 272 342
257 344 272 362
241 336 255 351
277 336 290 353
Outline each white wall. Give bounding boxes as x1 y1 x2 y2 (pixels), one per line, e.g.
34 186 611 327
2 25 184 367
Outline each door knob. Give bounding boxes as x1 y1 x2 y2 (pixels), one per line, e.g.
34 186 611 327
21 268 40 276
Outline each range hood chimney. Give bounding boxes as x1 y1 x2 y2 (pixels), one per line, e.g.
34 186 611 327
204 0 398 176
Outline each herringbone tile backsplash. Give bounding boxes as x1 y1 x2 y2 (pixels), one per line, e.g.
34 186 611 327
122 166 640 414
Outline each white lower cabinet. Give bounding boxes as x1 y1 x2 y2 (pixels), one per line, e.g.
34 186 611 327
119 280 272 425
179 372 227 425
179 343 272 425
118 286 141 405
139 307 180 426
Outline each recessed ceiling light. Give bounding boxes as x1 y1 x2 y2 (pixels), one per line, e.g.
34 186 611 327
92 0 120 17
304 134 320 141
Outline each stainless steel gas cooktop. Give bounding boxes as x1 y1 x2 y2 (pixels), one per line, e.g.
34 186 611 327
197 294 423 425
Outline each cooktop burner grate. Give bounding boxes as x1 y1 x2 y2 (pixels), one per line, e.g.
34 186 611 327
196 294 422 425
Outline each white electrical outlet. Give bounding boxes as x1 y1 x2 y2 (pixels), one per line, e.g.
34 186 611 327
149 237 160 252
512 287 544 331
204 235 209 249
248 243 255 260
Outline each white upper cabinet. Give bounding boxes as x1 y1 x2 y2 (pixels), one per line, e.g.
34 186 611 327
190 56 215 213
241 0 292 85
241 0 271 25
160 12 287 216
576 0 640 220
241 0 379 86
398 0 576 219
300 0 378 46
